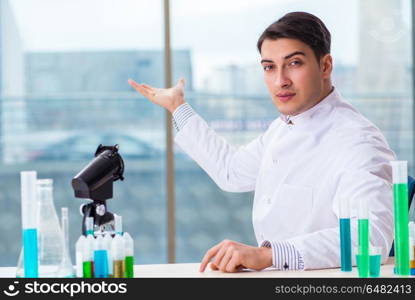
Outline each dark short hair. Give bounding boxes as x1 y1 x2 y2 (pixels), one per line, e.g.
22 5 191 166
257 12 331 62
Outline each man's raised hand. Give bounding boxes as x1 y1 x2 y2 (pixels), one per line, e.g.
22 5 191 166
128 78 186 113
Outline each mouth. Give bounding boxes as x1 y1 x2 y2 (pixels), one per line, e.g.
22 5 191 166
276 92 296 103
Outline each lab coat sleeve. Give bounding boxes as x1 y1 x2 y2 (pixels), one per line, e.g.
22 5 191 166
284 142 395 270
174 113 269 192
172 103 195 132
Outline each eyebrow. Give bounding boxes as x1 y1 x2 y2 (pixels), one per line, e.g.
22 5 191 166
260 51 306 64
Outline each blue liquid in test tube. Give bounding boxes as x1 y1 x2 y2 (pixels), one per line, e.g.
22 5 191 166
339 197 352 272
93 235 109 278
21 171 39 278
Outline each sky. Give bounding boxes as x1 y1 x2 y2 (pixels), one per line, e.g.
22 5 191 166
8 0 412 89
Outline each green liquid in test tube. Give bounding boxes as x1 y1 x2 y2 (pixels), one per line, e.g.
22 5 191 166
124 232 134 278
83 217 95 278
358 197 369 278
83 261 93 278
391 161 410 276
125 256 134 277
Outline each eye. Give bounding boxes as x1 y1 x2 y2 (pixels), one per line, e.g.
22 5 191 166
263 65 274 71
289 60 302 66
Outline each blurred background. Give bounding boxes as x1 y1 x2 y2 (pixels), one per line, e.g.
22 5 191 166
0 0 412 266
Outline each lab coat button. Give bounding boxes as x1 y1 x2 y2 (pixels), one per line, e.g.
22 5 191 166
267 198 271 204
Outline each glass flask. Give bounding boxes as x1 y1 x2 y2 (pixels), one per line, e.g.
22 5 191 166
57 207 75 277
36 179 65 277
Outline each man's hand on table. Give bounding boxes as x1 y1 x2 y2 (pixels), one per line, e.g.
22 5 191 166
199 240 273 273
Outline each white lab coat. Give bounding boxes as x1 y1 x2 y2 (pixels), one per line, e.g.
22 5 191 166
174 88 396 270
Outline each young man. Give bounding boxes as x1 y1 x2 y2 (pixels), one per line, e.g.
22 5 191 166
128 12 395 272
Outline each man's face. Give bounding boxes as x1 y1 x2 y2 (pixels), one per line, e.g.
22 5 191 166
260 38 331 116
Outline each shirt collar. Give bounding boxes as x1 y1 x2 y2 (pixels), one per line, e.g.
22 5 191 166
279 86 339 126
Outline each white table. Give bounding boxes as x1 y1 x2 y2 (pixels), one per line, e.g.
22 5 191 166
0 258 401 278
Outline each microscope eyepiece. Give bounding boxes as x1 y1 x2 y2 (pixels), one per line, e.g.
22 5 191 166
72 144 124 200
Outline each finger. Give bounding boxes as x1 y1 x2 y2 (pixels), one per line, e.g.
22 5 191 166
211 245 228 270
200 245 221 272
141 83 155 92
177 78 185 89
199 243 222 272
127 78 139 87
210 263 219 270
128 79 144 91
226 252 242 273
129 81 154 99
134 86 153 99
128 79 153 93
218 247 234 272
141 86 155 96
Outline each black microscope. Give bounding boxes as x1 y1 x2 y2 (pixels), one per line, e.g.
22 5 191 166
71 144 125 236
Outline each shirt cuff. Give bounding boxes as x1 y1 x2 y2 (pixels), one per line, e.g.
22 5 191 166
172 103 195 132
261 240 304 270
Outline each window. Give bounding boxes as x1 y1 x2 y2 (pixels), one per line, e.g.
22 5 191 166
0 0 167 266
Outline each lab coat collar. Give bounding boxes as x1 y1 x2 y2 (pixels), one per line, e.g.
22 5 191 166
279 87 339 127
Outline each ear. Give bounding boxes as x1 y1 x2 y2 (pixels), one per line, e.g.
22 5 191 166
320 54 333 79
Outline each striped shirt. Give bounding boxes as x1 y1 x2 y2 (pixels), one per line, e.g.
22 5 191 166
172 102 305 270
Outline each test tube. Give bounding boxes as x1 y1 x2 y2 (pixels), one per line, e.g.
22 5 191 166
115 215 123 236
391 161 410 276
112 233 125 278
112 215 124 277
75 236 86 278
61 208 70 252
358 197 369 278
409 222 415 275
124 232 134 278
339 198 352 272
103 234 113 278
85 217 94 236
83 234 94 278
82 217 95 277
21 171 39 278
58 207 75 278
94 235 109 278
369 246 382 278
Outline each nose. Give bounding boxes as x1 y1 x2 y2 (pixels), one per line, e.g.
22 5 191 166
274 68 292 89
